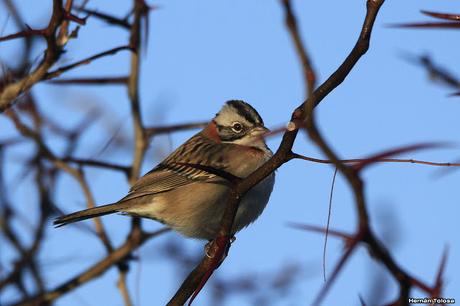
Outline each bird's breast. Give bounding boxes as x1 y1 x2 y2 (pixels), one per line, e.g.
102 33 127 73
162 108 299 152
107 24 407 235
226 146 273 178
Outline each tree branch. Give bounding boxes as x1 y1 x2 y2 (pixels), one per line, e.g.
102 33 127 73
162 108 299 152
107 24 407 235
0 0 81 112
167 1 386 305
8 229 169 306
281 0 317 96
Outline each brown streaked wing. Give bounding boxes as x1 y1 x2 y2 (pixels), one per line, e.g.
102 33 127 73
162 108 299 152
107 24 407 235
120 132 232 202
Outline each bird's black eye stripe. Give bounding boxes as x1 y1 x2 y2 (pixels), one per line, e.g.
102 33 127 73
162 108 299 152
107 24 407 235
216 123 246 141
227 100 263 125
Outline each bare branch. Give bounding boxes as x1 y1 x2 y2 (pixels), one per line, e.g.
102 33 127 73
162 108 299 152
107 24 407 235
5 110 115 249
390 10 460 29
421 10 460 21
0 0 84 112
281 0 317 96
145 121 208 137
76 7 131 29
9 229 169 306
291 152 460 168
45 45 132 80
47 76 129 85
63 157 130 175
127 0 149 184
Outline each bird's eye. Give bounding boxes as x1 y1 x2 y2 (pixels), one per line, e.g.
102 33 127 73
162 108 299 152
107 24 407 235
231 122 243 133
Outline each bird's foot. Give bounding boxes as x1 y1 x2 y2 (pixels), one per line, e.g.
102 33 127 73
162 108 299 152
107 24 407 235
204 235 235 258
204 241 213 258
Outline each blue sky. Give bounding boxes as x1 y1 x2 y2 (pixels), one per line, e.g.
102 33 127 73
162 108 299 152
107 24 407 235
1 0 459 305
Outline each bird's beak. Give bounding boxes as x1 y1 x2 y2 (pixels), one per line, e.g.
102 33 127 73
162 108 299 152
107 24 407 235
251 126 270 136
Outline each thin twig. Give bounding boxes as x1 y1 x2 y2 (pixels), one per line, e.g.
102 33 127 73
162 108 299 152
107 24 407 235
145 121 208 137
76 7 131 29
281 0 317 96
63 157 130 175
291 153 460 168
47 76 129 85
45 45 132 80
323 167 337 282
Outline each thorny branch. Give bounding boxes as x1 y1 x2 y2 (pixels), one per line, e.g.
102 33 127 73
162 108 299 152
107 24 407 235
0 126 50 296
9 229 169 306
2 1 166 305
0 0 84 112
6 109 114 250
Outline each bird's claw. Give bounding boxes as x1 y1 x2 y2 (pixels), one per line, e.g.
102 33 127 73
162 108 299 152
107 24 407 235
204 241 213 258
204 235 235 258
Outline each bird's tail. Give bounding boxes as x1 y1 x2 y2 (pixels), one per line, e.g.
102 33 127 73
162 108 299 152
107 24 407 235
54 202 125 227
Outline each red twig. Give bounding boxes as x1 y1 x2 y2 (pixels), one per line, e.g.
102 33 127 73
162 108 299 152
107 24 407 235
421 10 460 21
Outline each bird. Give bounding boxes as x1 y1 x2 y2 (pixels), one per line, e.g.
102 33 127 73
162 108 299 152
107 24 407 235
54 100 275 240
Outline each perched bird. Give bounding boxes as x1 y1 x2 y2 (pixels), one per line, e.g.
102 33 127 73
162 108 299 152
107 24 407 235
54 100 275 240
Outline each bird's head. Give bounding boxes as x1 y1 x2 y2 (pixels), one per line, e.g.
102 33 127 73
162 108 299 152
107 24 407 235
211 100 269 148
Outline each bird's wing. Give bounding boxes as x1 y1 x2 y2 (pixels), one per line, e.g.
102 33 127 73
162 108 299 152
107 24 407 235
121 132 240 202
120 163 227 202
